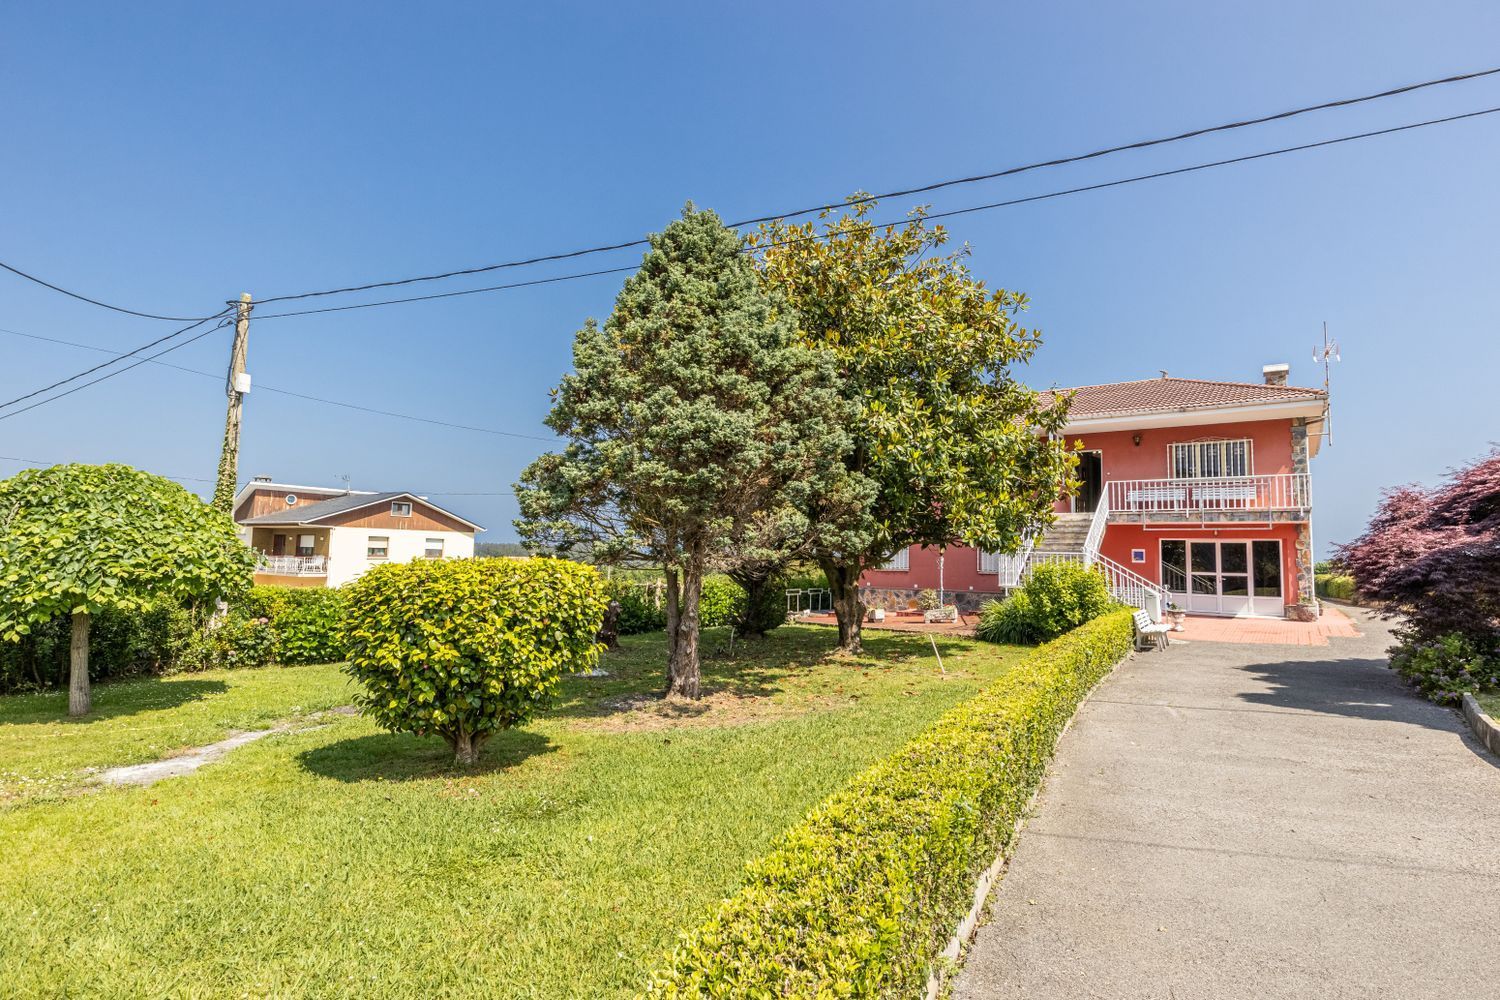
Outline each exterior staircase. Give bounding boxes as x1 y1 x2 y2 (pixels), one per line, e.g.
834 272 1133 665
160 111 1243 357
1032 512 1094 554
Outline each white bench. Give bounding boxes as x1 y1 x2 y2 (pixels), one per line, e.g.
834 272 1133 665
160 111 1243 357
1191 484 1259 503
1133 609 1171 651
1125 486 1188 507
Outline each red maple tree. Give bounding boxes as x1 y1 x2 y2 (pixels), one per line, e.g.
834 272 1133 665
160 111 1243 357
1336 448 1500 648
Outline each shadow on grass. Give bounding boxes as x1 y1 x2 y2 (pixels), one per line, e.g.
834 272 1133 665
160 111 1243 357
548 625 972 723
297 728 556 782
0 678 231 727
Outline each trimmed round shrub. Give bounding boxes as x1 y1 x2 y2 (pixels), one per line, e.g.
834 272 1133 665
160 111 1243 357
977 562 1115 645
341 558 607 764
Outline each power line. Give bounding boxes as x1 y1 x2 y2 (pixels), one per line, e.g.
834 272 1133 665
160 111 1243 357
0 260 218 322
0 323 557 442
0 308 232 412
249 64 1500 307
0 317 234 423
247 103 1500 321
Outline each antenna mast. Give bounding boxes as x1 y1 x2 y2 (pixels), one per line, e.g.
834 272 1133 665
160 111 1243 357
1312 321 1341 444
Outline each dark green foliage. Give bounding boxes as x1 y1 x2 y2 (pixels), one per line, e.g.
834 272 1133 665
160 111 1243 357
1389 630 1500 703
976 563 1116 645
647 610 1136 997
606 579 668 635
0 585 350 693
516 206 862 696
341 558 607 763
697 576 742 629
734 572 789 638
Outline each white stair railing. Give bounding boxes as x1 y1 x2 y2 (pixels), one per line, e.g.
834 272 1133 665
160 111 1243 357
1081 492 1110 566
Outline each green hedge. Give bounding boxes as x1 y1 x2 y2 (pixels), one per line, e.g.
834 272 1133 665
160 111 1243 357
648 608 1136 998
601 574 766 634
1314 573 1357 602
0 585 348 692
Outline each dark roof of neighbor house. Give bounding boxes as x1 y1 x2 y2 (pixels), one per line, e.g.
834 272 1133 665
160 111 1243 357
238 491 482 531
1037 376 1326 419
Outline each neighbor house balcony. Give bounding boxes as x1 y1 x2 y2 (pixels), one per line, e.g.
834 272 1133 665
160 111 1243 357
256 554 329 577
1104 473 1311 522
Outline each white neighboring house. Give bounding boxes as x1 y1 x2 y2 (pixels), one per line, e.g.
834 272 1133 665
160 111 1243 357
231 477 482 587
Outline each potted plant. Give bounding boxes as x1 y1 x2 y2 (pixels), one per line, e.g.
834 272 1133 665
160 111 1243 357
1164 602 1186 631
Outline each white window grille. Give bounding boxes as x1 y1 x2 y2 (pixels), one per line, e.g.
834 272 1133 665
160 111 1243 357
1170 439 1251 479
876 548 910 572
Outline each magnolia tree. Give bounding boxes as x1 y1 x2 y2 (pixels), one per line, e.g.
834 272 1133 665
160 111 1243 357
753 200 1076 651
1337 448 1500 647
516 207 867 697
0 464 254 715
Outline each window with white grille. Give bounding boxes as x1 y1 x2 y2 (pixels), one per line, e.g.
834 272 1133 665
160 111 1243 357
876 548 910 572
977 550 1001 574
1170 439 1251 479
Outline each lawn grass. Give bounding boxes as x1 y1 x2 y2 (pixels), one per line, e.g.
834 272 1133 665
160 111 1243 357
0 662 356 804
0 624 1023 998
1476 690 1500 719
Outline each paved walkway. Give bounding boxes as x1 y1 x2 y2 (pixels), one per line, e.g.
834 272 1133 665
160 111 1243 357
952 609 1500 1000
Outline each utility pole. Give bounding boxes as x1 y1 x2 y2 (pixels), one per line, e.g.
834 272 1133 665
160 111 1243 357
212 293 253 513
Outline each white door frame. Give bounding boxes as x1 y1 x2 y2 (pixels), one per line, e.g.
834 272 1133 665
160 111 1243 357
1161 538 1284 618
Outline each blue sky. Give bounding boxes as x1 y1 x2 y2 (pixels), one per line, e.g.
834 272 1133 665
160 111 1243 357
2 2 1497 554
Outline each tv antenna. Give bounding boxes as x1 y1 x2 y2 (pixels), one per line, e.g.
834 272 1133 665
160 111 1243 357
335 472 352 494
1313 321 1341 444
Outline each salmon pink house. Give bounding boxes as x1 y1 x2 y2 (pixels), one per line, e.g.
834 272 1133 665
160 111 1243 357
862 365 1329 619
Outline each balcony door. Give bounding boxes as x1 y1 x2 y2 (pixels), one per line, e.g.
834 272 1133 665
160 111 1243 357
1073 451 1103 513
1161 539 1283 617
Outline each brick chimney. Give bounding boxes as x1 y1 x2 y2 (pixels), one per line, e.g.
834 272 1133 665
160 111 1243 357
1262 363 1290 387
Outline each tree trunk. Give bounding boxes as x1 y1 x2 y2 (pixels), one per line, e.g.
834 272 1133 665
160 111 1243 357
728 567 774 639
69 610 91 717
821 557 866 654
447 729 488 766
666 565 703 698
663 564 681 684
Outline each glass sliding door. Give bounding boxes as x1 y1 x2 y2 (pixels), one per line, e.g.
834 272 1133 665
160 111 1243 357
1161 538 1285 617
1251 540 1284 616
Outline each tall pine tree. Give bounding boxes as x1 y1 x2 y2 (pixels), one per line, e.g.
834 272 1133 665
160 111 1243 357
516 207 864 697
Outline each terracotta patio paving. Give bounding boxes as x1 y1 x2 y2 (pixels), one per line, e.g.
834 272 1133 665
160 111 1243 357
1168 604 1361 646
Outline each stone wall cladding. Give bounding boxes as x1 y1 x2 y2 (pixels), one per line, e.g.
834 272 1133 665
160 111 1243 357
860 586 1007 614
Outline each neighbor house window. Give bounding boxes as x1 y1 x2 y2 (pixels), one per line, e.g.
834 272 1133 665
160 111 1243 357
391 501 413 517
876 548 910 572
296 534 315 557
367 536 389 559
1170 439 1251 479
424 538 444 559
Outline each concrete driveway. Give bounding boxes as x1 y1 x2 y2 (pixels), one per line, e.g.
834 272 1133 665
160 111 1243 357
952 609 1500 1000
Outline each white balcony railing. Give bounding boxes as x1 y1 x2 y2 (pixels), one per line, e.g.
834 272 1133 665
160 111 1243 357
1105 474 1310 516
258 554 329 576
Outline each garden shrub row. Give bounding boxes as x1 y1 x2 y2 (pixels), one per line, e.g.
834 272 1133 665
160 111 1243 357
1314 573 1357 602
604 574 783 635
0 585 347 692
648 608 1136 998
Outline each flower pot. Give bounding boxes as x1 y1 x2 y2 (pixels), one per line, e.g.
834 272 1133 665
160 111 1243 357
1166 610 1186 632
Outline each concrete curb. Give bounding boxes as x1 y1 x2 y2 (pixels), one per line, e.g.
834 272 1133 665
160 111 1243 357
922 647 1137 1000
1460 693 1500 759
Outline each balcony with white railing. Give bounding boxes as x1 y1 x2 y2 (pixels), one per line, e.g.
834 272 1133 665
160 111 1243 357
257 554 329 576
1104 473 1310 520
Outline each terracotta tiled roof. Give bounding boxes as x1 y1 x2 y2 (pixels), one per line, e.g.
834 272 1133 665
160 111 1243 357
1037 377 1326 419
